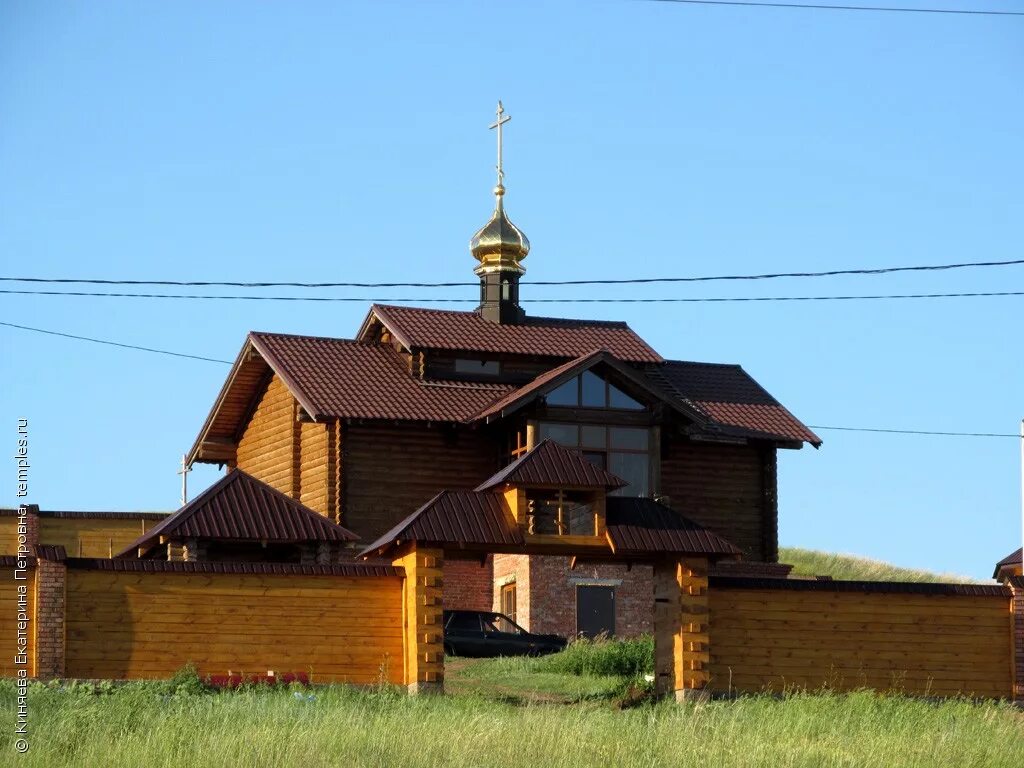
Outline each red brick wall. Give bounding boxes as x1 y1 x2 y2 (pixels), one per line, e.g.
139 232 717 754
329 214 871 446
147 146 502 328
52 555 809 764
493 553 530 626
443 557 493 611
518 556 653 639
34 559 65 679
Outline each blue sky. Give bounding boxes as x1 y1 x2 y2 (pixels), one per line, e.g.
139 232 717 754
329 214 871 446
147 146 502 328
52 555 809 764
1 1 1020 579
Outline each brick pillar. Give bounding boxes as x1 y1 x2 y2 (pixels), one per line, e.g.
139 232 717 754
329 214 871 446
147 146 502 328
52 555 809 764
34 556 66 679
21 504 40 553
653 557 710 702
393 545 444 694
1011 582 1024 702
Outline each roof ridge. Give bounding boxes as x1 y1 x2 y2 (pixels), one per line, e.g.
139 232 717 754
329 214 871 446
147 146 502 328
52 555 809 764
250 330 373 346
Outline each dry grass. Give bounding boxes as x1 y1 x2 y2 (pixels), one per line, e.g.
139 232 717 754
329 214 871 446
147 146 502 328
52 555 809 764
779 547 982 583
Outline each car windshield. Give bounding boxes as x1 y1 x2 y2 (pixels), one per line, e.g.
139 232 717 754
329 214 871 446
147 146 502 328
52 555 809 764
445 613 481 632
482 614 523 635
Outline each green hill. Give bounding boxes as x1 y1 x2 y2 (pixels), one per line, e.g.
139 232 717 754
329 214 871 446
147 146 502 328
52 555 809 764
778 547 982 584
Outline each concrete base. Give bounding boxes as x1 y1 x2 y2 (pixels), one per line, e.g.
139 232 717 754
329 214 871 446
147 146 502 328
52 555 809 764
407 680 444 696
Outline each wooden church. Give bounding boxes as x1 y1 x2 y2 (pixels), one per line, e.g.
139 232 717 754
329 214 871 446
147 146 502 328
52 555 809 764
9 106 1016 703
171 103 820 640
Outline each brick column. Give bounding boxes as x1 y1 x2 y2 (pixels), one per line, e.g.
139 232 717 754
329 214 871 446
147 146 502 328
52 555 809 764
1011 581 1024 702
653 557 710 702
34 554 66 679
19 504 39 555
393 545 444 694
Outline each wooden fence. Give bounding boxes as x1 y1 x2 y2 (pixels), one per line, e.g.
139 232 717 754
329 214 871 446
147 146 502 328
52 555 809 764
708 577 1013 698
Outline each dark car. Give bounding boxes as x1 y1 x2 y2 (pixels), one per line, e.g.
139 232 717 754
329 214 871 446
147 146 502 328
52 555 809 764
443 610 568 658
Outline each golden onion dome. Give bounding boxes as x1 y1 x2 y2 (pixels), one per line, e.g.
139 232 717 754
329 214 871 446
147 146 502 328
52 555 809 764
470 184 530 276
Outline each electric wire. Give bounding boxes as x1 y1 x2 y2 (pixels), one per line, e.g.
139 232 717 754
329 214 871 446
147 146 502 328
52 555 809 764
2 320 1019 439
2 256 1022 289
1 289 1022 302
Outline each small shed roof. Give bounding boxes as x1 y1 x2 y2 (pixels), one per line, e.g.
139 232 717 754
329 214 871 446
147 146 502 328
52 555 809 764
475 439 626 492
116 470 358 557
604 498 743 557
358 490 524 558
994 547 1022 579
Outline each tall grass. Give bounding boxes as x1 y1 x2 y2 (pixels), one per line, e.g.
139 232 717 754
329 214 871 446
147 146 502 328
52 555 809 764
533 635 654 677
779 547 981 583
1 678 1021 767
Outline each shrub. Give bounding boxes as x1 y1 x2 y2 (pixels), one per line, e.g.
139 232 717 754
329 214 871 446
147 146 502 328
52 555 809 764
534 636 654 678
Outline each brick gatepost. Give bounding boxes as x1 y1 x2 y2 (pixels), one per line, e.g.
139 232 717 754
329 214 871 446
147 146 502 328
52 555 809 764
34 546 67 679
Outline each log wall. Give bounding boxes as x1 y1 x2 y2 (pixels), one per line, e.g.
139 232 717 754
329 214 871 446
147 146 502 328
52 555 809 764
38 517 160 559
236 375 299 498
660 440 771 561
343 424 499 540
0 565 33 677
708 579 1012 698
64 565 405 684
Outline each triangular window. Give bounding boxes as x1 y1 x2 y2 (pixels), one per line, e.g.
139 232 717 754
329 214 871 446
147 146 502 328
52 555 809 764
544 372 644 411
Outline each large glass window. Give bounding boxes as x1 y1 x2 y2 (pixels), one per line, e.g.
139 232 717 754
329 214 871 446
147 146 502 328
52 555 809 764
537 422 651 497
543 372 644 410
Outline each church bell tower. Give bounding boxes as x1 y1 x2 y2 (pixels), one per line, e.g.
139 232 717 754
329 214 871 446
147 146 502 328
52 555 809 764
470 101 530 324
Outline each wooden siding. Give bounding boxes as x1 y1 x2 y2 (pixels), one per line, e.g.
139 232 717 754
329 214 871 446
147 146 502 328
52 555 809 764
236 375 299 498
708 586 1012 698
0 568 33 677
343 424 499 540
64 569 404 683
299 420 333 518
660 439 770 561
39 517 158 559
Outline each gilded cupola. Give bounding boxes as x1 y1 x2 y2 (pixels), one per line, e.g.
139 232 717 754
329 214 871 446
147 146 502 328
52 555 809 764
472 101 529 325
470 184 530 275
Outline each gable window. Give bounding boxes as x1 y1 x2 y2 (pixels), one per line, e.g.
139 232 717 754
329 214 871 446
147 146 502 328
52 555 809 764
537 422 651 497
544 372 644 411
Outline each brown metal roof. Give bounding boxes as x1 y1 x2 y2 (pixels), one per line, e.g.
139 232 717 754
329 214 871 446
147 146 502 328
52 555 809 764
67 557 401 578
649 360 821 447
0 508 170 520
363 304 664 363
116 470 358 557
471 349 709 426
605 497 743 557
994 547 1021 579
358 491 524 558
252 332 515 423
710 575 1009 597
475 439 626 492
710 560 794 579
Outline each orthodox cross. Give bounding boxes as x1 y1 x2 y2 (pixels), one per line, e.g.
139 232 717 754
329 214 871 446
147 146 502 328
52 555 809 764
177 454 190 506
489 101 511 187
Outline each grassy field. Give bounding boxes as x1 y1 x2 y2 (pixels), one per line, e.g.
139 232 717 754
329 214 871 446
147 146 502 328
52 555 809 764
2 650 1022 768
779 547 981 583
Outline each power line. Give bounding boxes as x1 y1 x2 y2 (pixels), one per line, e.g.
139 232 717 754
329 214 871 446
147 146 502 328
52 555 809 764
1 288 1022 302
645 0 1024 17
2 257 1022 289
4 320 1018 439
810 424 1022 438
0 321 232 365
